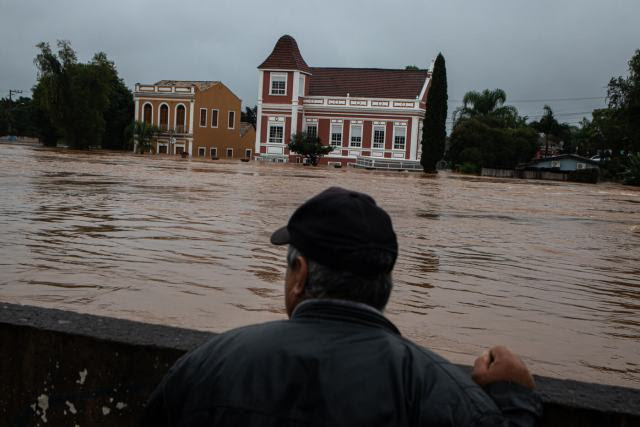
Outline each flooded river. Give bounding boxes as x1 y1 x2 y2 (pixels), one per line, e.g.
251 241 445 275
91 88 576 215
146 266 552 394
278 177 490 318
1 142 639 388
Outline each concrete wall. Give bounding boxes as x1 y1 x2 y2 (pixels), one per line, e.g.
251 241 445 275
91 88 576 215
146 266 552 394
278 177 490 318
1 303 639 426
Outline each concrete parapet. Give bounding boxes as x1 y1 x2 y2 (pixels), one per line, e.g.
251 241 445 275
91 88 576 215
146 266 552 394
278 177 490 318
1 303 639 426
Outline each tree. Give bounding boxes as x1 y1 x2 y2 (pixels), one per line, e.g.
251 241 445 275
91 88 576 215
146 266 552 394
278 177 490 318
405 65 419 70
32 40 132 150
447 119 538 172
622 152 640 185
530 105 561 157
606 49 640 156
241 105 257 128
129 120 160 154
453 88 520 127
447 88 537 172
420 53 448 173
288 132 333 165
92 52 134 150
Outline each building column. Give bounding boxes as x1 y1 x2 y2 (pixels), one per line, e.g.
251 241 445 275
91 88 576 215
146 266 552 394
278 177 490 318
290 71 300 138
189 99 195 156
410 116 420 161
133 99 140 152
255 71 264 157
188 138 193 156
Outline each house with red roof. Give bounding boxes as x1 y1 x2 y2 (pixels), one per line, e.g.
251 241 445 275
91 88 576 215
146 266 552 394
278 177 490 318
255 35 432 165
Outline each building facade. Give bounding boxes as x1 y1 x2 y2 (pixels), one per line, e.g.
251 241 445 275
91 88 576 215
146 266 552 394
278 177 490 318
255 35 432 165
134 81 254 159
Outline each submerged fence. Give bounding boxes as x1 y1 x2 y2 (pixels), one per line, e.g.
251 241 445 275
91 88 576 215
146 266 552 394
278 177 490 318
1 303 638 426
481 168 599 183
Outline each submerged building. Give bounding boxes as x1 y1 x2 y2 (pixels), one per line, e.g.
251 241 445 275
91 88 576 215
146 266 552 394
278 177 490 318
255 35 432 165
133 80 254 159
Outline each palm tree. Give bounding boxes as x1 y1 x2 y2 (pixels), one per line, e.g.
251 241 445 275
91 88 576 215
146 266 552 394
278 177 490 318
128 120 160 154
530 105 561 157
453 88 519 127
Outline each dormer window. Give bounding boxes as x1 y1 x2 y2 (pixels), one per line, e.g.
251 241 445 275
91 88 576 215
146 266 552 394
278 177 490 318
270 73 287 95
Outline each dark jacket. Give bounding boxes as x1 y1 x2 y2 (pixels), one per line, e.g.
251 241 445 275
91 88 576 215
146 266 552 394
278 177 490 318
142 299 542 426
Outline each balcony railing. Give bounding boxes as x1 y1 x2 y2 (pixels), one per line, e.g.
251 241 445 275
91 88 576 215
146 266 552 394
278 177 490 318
157 125 188 134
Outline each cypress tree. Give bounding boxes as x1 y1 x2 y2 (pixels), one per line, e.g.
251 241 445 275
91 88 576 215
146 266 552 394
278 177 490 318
420 53 448 173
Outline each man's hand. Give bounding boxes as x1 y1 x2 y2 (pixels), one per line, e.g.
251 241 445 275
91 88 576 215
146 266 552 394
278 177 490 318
472 345 535 389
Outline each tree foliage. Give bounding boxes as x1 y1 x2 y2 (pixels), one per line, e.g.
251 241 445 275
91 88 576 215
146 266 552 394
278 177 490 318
448 119 538 172
448 88 537 172
129 120 160 154
288 132 333 165
241 105 257 128
32 40 132 149
529 105 570 156
0 96 39 137
453 88 523 128
420 53 447 173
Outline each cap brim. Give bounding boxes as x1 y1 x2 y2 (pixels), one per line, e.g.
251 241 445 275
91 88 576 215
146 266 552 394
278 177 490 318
270 226 290 245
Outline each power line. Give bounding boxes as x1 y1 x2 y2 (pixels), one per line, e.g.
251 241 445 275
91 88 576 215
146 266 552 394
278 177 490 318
448 96 605 103
445 110 594 124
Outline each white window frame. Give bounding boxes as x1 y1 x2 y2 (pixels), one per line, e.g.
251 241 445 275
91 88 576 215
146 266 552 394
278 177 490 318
228 111 235 129
245 148 252 159
330 123 343 147
393 126 406 150
197 146 206 157
551 160 561 168
306 124 317 138
210 147 218 158
372 125 385 149
268 124 284 144
269 73 287 96
226 148 233 158
350 124 362 148
199 108 207 128
210 109 219 128
298 74 305 97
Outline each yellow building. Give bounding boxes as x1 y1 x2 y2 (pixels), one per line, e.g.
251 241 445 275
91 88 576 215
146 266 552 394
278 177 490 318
133 80 254 159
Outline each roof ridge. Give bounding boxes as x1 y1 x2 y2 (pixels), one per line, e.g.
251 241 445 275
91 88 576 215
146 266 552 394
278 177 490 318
311 67 428 72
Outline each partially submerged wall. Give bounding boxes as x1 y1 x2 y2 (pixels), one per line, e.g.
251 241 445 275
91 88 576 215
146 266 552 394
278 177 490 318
1 303 639 426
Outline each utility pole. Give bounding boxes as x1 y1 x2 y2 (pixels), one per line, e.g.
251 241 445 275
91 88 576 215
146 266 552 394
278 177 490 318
7 89 23 137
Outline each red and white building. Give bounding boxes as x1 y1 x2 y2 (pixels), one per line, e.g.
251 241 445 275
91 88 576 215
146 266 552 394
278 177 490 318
255 35 432 165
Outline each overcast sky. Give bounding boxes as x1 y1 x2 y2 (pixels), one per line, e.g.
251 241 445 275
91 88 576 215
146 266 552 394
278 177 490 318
2 0 639 127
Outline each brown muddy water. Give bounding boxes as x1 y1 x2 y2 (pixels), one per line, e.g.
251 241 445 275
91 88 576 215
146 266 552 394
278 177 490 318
1 142 639 388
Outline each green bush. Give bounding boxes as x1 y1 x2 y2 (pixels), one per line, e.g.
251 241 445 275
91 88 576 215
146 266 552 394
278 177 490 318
456 162 481 175
622 153 640 186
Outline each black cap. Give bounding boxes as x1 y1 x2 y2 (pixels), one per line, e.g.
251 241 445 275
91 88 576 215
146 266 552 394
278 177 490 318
270 187 398 275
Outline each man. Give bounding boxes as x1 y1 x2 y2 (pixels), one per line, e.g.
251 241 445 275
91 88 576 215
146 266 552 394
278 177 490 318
143 187 542 426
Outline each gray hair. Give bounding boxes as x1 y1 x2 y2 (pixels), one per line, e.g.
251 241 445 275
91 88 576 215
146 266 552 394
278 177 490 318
287 245 393 311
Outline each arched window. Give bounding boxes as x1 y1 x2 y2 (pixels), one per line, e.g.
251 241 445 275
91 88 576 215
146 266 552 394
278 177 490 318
159 104 169 130
143 103 152 124
175 105 186 133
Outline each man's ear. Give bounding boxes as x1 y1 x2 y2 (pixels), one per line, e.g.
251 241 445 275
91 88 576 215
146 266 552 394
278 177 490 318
291 255 308 297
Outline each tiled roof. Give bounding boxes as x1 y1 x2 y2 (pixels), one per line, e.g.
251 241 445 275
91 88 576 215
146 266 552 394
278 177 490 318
154 80 219 91
308 68 429 99
258 35 311 74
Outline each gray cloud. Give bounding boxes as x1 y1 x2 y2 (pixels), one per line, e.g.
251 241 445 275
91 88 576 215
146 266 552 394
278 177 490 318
1 0 639 125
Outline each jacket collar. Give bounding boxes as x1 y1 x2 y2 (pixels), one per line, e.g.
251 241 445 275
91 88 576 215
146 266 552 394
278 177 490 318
291 299 401 335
